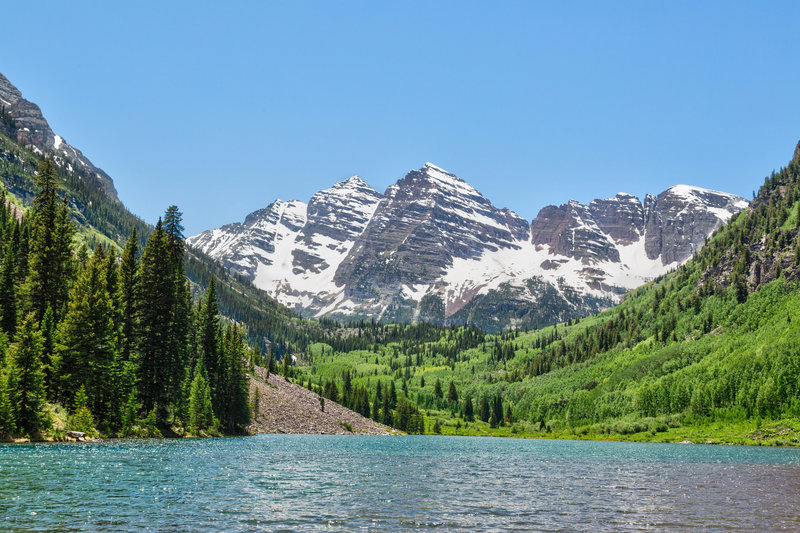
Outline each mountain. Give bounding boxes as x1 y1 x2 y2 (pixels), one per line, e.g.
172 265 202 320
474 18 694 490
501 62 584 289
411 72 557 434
0 73 117 199
189 163 747 331
291 140 800 445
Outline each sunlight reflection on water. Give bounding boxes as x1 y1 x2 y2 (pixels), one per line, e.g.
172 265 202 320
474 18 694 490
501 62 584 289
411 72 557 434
1 435 800 531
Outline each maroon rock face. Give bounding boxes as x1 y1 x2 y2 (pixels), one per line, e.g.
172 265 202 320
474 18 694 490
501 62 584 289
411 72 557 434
531 188 746 266
590 193 644 246
189 162 747 329
335 163 529 298
644 186 748 264
530 200 620 264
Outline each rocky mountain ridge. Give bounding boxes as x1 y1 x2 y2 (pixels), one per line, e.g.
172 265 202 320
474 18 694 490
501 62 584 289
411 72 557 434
0 72 118 199
188 164 748 331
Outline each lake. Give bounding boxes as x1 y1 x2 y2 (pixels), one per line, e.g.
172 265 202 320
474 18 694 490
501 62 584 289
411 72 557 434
2 435 799 531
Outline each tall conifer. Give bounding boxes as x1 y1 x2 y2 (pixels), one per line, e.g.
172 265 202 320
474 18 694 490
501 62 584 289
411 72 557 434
7 313 48 436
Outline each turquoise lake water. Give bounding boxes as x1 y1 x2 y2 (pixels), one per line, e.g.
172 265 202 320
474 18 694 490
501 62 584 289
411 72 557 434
2 435 799 531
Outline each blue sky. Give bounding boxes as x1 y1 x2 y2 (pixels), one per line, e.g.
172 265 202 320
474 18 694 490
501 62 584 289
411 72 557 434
2 2 800 235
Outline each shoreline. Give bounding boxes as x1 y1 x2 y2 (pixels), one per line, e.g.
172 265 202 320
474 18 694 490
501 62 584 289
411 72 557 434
4 426 799 448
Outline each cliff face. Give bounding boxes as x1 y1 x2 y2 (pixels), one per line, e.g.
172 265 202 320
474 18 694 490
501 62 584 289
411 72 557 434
643 185 750 264
0 72 118 199
189 164 748 331
334 163 530 306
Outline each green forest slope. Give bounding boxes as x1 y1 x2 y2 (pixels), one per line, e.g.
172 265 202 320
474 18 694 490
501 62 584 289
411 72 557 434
288 142 800 445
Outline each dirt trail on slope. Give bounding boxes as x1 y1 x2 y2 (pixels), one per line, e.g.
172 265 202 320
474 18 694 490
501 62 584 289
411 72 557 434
247 366 396 435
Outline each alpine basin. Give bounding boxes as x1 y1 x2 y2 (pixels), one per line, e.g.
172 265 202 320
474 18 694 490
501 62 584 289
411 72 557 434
2 435 799 532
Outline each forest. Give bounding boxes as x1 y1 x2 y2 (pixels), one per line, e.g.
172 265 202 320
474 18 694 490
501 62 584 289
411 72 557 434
0 159 250 440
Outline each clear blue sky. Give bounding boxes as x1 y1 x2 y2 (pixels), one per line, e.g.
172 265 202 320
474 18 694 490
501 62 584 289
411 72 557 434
2 2 799 235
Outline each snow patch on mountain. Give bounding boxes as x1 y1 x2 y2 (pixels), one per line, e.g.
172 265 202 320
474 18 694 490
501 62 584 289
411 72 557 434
188 163 748 329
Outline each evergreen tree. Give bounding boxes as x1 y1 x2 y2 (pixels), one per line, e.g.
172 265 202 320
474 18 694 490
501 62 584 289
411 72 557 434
136 219 177 422
434 377 443 398
219 325 251 432
23 159 75 323
491 396 504 428
265 347 275 376
479 396 490 422
188 360 215 433
119 361 139 436
381 392 393 426
66 385 96 435
371 392 380 421
117 228 138 361
40 306 56 398
56 244 116 423
463 395 474 422
447 381 458 403
199 277 221 409
0 225 18 336
0 362 16 437
7 313 48 436
389 380 397 408
163 205 185 260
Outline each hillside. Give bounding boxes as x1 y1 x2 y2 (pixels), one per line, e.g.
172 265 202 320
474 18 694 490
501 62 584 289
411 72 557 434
288 141 800 445
248 365 393 435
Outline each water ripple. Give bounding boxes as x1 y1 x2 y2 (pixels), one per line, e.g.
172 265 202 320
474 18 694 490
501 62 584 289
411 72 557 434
2 436 800 531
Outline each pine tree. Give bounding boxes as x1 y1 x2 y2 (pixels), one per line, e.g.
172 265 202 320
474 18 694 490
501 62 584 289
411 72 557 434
199 277 221 410
219 325 251 432
0 224 18 337
163 205 185 261
119 361 139 436
67 385 96 435
176 365 192 430
40 306 56 398
371 393 380 421
117 228 138 361
282 352 290 379
136 219 177 422
479 396 490 422
188 360 215 433
22 159 75 323
56 244 116 422
463 395 474 422
0 362 16 437
389 380 397 408
381 392 393 426
491 396 504 428
447 381 458 403
7 313 48 437
434 378 443 398
265 348 274 377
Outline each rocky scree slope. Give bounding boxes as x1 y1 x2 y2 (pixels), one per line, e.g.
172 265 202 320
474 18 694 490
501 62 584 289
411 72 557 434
248 365 394 435
189 163 748 331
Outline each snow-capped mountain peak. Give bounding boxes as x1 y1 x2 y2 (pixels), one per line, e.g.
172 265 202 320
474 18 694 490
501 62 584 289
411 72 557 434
188 165 748 331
